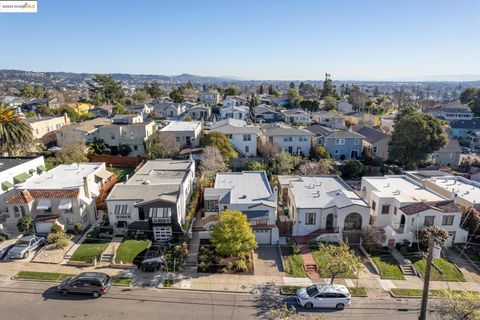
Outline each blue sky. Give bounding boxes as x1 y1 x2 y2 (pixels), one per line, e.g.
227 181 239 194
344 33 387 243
1 0 479 80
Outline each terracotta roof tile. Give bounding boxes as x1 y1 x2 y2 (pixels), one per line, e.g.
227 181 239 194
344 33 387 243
400 200 460 215
5 189 80 204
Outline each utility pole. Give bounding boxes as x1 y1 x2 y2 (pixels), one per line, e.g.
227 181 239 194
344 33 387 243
419 234 434 320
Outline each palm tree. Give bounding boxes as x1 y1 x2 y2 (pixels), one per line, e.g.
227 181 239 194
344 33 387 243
88 138 110 155
0 104 33 155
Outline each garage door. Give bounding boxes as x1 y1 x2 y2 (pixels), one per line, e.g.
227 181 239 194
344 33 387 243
153 226 172 242
35 222 54 234
253 229 271 244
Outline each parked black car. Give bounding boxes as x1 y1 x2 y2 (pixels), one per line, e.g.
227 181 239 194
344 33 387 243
58 272 112 297
139 245 167 272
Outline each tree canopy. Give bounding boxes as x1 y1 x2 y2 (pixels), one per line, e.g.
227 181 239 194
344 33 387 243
210 210 257 258
389 107 447 167
315 243 361 284
0 104 33 155
87 74 125 105
145 131 180 160
323 96 337 111
271 152 300 175
320 73 339 99
169 87 185 103
224 86 238 97
200 131 238 162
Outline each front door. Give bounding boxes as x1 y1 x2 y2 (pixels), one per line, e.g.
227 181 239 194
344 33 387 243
326 214 334 230
351 150 359 159
186 136 191 147
288 146 293 153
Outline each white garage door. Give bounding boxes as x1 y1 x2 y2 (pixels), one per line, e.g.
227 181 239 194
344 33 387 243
153 226 172 242
253 229 271 244
35 222 54 234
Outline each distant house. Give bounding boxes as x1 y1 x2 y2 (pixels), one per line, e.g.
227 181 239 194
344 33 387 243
160 121 202 148
254 104 282 123
352 125 391 160
423 103 473 123
106 159 195 242
184 104 211 121
450 118 480 139
112 114 143 124
90 105 114 118
311 111 345 129
96 119 154 156
152 102 185 119
26 114 70 145
323 130 365 160
56 118 112 147
280 108 311 125
261 123 313 155
198 92 220 105
432 130 461 168
306 124 335 146
125 104 152 120
67 103 92 115
210 119 260 156
5 163 113 234
220 105 250 120
278 176 370 243
203 171 279 244
22 98 60 112
223 97 246 107
337 101 354 113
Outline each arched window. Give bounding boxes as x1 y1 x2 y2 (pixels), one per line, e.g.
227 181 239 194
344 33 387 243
13 206 20 218
344 212 363 231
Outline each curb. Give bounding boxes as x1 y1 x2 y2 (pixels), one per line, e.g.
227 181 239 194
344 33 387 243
158 286 252 295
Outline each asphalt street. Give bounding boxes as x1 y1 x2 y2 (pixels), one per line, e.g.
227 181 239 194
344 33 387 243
0 280 426 319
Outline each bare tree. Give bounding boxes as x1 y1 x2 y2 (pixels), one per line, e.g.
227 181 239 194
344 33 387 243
295 159 336 176
434 291 480 320
360 226 385 252
258 139 280 160
200 146 227 181
146 131 180 159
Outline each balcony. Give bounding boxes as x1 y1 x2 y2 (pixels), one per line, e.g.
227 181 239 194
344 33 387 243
151 217 171 224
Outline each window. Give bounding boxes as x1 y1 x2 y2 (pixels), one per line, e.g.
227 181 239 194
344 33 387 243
205 200 219 212
424 216 435 226
373 146 378 153
227 134 233 139
175 136 180 142
393 206 397 215
243 134 251 141
113 204 131 219
354 138 360 145
372 201 376 211
335 139 345 145
334 149 339 154
66 218 73 225
442 215 454 226
288 137 293 142
133 145 138 151
305 212 316 225
381 205 390 214
245 146 249 153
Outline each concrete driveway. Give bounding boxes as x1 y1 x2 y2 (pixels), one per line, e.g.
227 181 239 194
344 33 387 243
253 246 285 276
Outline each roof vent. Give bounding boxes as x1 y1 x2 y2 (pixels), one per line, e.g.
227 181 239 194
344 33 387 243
239 194 247 199
393 189 401 195
142 180 151 185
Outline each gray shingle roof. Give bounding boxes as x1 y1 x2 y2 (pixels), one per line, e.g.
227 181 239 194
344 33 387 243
352 126 389 144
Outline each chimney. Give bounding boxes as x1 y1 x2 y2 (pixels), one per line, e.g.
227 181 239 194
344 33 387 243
63 112 70 125
83 176 90 198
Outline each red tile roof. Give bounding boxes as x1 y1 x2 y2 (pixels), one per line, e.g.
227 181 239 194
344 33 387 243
5 189 80 204
400 200 460 215
34 214 60 222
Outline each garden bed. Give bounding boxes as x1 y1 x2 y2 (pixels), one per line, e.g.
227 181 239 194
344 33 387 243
411 257 465 282
280 246 306 278
197 240 253 274
70 231 111 262
114 240 150 264
369 250 405 280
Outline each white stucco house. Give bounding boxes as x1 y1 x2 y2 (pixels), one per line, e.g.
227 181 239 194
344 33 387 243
261 123 313 155
361 175 468 247
209 119 260 156
202 171 279 244
278 176 369 243
220 105 250 120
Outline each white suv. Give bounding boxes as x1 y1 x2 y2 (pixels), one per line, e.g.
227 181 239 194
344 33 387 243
296 284 351 310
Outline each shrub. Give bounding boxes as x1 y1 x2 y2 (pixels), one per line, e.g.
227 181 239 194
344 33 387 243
0 233 8 242
235 258 248 272
17 216 33 233
198 262 208 272
73 223 83 234
47 232 69 249
54 238 69 249
50 225 63 233
225 261 234 271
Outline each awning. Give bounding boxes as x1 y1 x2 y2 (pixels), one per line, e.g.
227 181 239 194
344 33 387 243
58 199 72 210
1 181 13 191
149 207 171 218
13 172 31 184
80 196 92 206
36 165 47 174
34 214 59 222
29 169 36 175
95 170 113 180
36 199 52 210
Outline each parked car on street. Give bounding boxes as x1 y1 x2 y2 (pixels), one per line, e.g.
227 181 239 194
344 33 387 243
7 235 45 259
296 284 351 310
0 237 17 260
58 272 112 297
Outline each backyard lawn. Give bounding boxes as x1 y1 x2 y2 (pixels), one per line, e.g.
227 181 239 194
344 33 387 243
109 167 134 182
281 246 306 278
370 252 405 280
115 240 150 264
412 257 465 282
70 231 111 262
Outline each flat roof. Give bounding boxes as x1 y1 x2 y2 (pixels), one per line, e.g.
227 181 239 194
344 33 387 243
363 175 444 203
289 176 367 209
213 171 273 204
160 121 200 132
0 157 41 172
427 176 480 205
20 163 105 189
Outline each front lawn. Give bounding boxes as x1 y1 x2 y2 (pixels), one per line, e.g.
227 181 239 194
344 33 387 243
412 257 465 282
115 240 150 264
15 271 73 282
70 231 111 262
311 249 358 279
391 288 479 298
281 246 306 278
369 251 405 280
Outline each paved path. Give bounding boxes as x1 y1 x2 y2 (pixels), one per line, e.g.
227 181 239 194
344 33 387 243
253 246 285 276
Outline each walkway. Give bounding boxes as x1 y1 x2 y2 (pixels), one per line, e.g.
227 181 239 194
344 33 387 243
185 211 203 267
